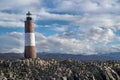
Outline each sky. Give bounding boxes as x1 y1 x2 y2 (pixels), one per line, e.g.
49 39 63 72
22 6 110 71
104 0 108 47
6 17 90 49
0 0 120 54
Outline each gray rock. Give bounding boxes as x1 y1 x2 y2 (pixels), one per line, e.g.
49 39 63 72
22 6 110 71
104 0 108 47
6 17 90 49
0 58 120 80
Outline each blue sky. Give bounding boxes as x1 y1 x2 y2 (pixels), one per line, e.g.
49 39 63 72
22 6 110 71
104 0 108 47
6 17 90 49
0 0 120 54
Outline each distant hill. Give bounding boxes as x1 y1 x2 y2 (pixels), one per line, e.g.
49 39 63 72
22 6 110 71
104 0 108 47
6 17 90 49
0 52 120 61
37 52 120 61
0 53 23 60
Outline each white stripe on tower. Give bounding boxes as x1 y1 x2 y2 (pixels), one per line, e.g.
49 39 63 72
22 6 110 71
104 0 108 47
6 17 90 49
25 33 35 46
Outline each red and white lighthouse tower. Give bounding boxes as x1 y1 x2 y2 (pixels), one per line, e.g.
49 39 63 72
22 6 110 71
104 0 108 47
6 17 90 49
24 12 36 58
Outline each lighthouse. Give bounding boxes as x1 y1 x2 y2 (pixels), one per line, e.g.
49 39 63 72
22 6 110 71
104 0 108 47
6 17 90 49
24 12 36 58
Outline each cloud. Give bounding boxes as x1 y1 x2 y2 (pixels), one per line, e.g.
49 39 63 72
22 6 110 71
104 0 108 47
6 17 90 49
0 12 24 27
53 0 120 14
36 33 94 54
0 32 120 54
0 0 41 12
0 32 24 53
95 45 120 53
0 0 42 27
0 0 120 28
0 0 120 54
0 32 93 54
81 27 116 43
36 9 78 21
48 24 68 32
50 0 103 13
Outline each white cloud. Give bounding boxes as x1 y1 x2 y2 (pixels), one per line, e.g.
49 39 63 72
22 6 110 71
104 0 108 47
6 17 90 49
0 0 41 12
0 32 93 54
0 12 24 27
52 0 99 12
36 9 78 21
49 24 68 32
0 32 119 54
52 0 117 13
95 45 120 53
37 35 93 54
0 0 42 27
0 0 120 54
0 32 24 53
81 27 116 43
74 14 116 26
0 0 120 28
0 21 23 27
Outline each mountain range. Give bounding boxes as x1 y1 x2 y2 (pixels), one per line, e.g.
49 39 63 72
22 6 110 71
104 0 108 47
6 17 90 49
0 52 120 61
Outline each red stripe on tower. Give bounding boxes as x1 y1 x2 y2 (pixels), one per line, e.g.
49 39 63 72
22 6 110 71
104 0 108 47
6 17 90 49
24 11 36 58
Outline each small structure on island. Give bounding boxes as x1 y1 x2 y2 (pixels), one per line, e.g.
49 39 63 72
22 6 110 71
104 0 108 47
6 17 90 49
24 11 36 58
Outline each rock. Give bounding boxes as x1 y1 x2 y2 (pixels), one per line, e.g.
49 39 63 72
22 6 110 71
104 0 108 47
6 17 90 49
104 67 120 80
0 58 120 80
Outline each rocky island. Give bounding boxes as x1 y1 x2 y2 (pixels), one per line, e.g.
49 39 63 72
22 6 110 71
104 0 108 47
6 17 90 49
0 58 120 80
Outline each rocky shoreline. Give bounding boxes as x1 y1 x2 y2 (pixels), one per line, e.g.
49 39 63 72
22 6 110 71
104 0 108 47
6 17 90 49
0 58 120 80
